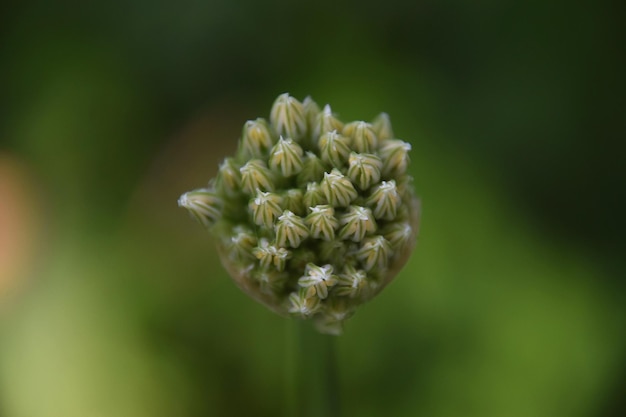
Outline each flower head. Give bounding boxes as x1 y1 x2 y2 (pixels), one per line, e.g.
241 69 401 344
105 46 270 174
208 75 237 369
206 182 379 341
179 93 419 334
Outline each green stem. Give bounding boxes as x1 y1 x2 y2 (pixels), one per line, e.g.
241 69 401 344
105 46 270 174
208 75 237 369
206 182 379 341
285 320 340 417
285 319 298 417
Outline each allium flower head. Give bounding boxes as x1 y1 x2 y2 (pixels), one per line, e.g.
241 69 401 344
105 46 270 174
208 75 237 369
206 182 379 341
180 93 420 334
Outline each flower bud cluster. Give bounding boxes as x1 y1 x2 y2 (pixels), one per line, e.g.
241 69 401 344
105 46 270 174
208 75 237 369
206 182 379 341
179 93 419 334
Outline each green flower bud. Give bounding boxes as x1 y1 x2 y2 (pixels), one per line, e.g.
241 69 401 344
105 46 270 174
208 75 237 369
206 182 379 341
305 205 339 241
318 130 351 167
381 222 413 251
356 235 392 271
225 225 257 263
303 96 321 128
366 180 401 220
288 288 321 318
393 204 411 225
338 205 377 242
303 96 321 146
281 189 305 216
269 136 304 177
395 174 414 197
178 188 223 228
215 158 242 199
312 105 344 143
347 152 382 190
335 264 370 298
179 93 420 335
297 152 327 187
253 238 292 271
270 93 307 141
379 139 411 178
241 118 274 159
290 247 317 271
321 169 358 208
240 159 275 194
372 112 394 141
343 121 378 153
303 182 327 210
298 263 338 300
249 189 283 228
275 210 309 248
318 239 352 265
254 269 288 295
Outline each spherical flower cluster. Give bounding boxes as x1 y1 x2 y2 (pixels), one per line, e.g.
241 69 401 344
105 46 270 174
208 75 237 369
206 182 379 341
179 93 420 334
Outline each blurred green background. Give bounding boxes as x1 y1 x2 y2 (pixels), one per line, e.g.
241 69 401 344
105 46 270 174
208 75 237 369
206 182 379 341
1 1 625 416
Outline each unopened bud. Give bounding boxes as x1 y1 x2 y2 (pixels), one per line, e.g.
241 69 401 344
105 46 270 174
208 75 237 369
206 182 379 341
303 182 327 210
297 152 327 187
240 159 275 194
343 121 378 153
253 238 291 271
318 130 351 167
270 93 307 141
281 189 305 216
241 118 274 158
313 105 344 143
379 139 411 178
298 263 338 300
335 264 369 298
321 169 358 207
347 152 382 190
372 112 394 141
249 189 283 228
178 188 223 228
305 205 339 241
338 205 377 242
269 136 304 177
356 235 392 271
366 180 401 220
275 210 309 248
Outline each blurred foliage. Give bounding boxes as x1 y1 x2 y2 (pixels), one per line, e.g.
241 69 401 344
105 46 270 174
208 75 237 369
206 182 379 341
0 0 624 416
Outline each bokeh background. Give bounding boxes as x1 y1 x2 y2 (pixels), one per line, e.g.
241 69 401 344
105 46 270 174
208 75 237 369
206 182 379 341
1 1 625 416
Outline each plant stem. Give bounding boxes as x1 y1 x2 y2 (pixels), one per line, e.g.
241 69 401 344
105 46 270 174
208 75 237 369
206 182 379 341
285 319 298 417
285 320 340 417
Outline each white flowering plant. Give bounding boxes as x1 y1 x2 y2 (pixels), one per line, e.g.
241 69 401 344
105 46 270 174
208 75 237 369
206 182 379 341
179 93 420 334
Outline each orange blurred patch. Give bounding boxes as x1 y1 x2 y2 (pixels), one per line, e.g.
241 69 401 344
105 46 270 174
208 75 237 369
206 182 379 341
0 153 40 309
